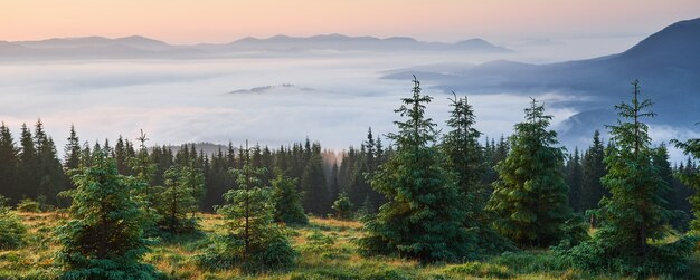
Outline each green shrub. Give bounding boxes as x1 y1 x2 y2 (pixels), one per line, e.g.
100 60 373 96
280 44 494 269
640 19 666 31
17 198 40 213
0 207 27 250
448 262 512 279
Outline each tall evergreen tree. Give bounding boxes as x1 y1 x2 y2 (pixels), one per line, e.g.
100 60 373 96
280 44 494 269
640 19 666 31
271 174 308 225
18 123 39 200
566 147 583 212
487 98 573 248
56 149 160 279
0 123 19 203
672 129 700 233
64 125 81 171
581 130 606 217
560 80 698 276
200 142 295 270
359 77 473 262
301 143 329 215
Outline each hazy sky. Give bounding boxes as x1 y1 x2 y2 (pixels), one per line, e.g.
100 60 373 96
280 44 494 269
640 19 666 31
2 0 700 43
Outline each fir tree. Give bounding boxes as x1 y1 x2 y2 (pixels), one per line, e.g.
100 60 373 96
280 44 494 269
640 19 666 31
487 98 573 248
64 125 81 171
301 143 328 215
672 127 700 233
581 130 606 221
154 165 199 235
566 147 583 212
199 142 295 271
0 123 19 204
271 174 308 225
359 77 473 262
331 192 353 220
559 80 698 276
56 149 160 279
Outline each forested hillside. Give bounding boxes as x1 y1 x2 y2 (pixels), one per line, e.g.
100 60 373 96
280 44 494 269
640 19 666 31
0 78 698 280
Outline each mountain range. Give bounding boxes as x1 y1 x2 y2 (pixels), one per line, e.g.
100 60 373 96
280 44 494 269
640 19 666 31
384 18 700 145
0 34 509 59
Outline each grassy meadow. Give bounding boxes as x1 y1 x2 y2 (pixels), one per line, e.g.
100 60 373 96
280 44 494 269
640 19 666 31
1 211 698 280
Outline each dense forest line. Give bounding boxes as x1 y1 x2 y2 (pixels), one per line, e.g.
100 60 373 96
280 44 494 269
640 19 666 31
0 78 699 279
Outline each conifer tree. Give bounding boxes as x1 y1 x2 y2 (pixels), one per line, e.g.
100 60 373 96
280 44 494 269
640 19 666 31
332 192 353 220
154 165 198 235
64 125 81 171
359 77 472 262
18 123 39 200
566 147 583 212
271 174 308 225
301 143 328 215
487 98 573 248
672 134 700 233
560 80 698 276
0 194 26 250
56 149 160 279
0 123 19 203
581 130 606 218
199 142 295 271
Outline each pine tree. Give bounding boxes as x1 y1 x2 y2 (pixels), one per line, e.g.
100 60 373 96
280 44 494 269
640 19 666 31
199 142 295 271
64 125 81 171
559 80 698 276
581 130 606 220
154 165 198 235
566 147 583 212
301 143 328 215
271 174 308 225
56 149 160 279
443 94 485 220
18 123 39 200
0 123 19 204
672 128 700 233
359 77 473 262
332 192 353 220
487 98 573 248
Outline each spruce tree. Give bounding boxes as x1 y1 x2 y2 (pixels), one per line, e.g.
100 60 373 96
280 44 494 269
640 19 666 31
331 192 353 220
64 125 81 171
56 149 160 279
271 174 308 225
301 143 328 215
359 77 473 262
559 80 698 276
154 165 198 235
566 147 583 212
487 98 573 248
199 142 295 271
672 128 700 233
18 123 39 200
0 123 19 204
581 130 606 219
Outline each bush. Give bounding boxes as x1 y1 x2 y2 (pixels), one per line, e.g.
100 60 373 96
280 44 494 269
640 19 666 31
17 198 40 213
0 207 27 250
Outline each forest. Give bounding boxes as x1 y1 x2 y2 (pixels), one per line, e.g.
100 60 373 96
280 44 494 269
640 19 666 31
0 78 699 280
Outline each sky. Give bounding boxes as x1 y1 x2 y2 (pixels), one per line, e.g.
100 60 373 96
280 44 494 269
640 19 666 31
2 0 700 44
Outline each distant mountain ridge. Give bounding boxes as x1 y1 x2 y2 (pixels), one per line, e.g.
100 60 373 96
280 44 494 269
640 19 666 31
0 34 510 59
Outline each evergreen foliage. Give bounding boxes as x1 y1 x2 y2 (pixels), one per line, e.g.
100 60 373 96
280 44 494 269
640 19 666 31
153 164 200 236
487 98 575 248
331 192 354 220
271 174 308 225
198 143 295 271
56 149 160 280
0 195 27 250
672 125 700 233
581 130 607 225
359 77 474 262
557 80 699 276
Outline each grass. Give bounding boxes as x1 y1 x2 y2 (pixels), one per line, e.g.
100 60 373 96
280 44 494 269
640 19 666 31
1 211 698 280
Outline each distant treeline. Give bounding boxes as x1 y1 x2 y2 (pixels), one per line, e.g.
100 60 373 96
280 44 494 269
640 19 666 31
0 119 695 228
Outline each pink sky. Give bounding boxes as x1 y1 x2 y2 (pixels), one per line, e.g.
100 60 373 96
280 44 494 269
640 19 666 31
2 0 700 43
